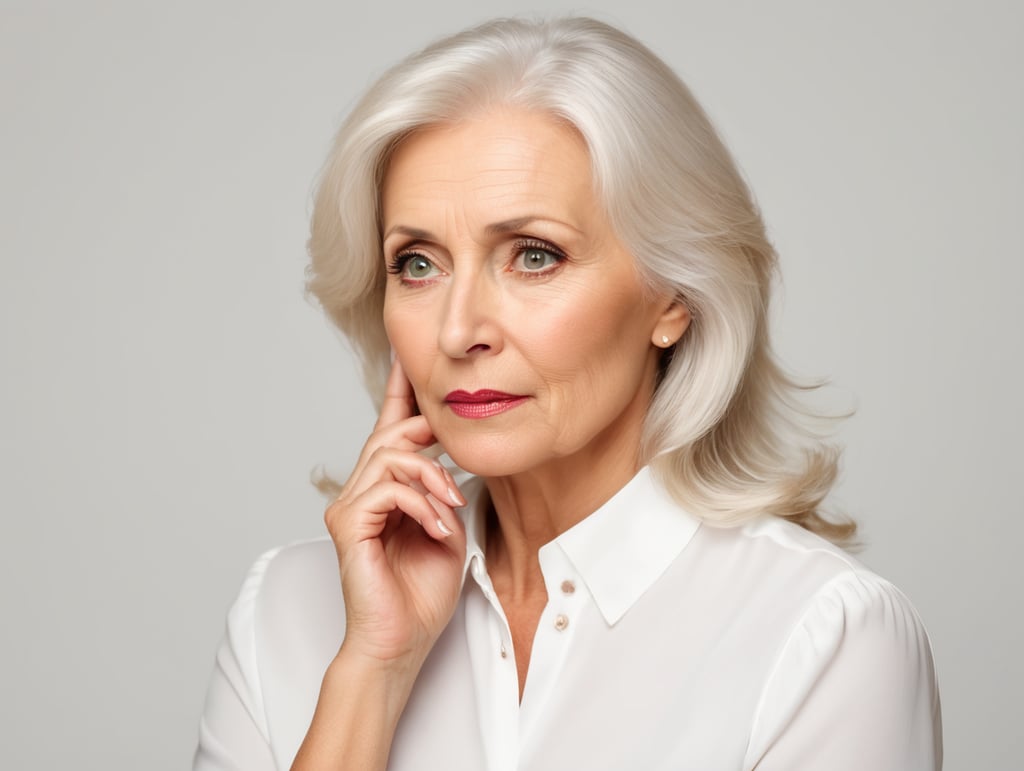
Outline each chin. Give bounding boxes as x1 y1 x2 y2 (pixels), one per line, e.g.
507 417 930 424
441 435 541 479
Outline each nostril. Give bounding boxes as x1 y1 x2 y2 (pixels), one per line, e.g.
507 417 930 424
466 343 490 354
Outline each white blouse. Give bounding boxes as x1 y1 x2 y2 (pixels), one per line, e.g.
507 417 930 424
194 467 942 770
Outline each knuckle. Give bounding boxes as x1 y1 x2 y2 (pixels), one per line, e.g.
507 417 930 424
323 499 345 529
324 490 358 523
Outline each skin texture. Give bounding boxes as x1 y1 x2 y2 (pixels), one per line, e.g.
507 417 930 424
292 108 689 769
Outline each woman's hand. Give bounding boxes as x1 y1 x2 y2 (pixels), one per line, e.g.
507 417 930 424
325 358 467 670
292 360 466 770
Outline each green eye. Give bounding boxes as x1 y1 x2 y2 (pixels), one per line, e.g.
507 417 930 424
405 256 436 278
519 248 559 271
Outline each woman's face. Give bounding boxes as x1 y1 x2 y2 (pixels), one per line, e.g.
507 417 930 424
381 108 685 478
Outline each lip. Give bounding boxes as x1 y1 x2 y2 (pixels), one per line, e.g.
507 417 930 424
444 389 529 419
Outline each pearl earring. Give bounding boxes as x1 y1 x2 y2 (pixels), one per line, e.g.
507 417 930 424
661 335 670 346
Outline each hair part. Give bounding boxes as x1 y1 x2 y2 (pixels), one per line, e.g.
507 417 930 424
306 16 856 545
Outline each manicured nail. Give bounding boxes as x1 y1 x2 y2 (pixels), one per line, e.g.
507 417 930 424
436 518 454 537
447 487 464 506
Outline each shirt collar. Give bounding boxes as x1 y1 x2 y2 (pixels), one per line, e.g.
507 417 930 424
455 465 701 626
550 466 701 625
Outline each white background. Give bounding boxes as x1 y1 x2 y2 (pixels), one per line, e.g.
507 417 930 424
1 1 1020 768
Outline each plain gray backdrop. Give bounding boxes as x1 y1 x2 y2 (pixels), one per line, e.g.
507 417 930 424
2 1 1020 768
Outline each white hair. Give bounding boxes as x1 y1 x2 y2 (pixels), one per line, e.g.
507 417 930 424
306 16 855 543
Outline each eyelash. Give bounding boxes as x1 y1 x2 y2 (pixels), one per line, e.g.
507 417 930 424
386 251 419 276
386 237 568 282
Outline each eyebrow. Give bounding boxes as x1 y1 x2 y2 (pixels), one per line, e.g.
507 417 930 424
383 216 581 241
485 216 547 235
384 225 435 241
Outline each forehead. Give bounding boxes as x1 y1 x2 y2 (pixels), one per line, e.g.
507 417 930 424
381 109 597 230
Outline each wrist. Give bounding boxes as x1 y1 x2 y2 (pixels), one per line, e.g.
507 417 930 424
327 644 425 718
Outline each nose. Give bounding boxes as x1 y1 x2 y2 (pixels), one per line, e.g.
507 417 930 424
438 268 502 359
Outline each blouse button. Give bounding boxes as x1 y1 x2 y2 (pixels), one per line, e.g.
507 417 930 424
560 580 575 595
554 614 569 631
500 644 507 659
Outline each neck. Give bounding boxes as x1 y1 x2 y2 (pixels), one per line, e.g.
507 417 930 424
482 410 647 600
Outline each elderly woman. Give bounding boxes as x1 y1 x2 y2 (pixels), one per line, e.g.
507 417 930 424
195 17 941 771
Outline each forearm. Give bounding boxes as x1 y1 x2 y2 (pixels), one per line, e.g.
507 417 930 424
290 648 422 770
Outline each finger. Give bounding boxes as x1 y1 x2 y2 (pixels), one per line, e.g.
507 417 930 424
367 414 436 455
431 460 466 510
376 358 419 430
347 416 437 490
425 492 459 539
326 480 458 550
348 447 466 507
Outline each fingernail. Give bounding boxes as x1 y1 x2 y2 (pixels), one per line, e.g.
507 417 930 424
436 518 454 537
447 487 464 506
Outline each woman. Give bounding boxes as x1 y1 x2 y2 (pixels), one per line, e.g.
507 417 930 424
195 17 941 770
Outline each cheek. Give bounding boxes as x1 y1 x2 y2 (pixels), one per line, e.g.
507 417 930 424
520 280 651 385
382 303 399 348
383 292 426 350
383 304 432 386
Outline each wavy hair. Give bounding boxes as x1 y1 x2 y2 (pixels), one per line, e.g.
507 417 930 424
306 16 856 544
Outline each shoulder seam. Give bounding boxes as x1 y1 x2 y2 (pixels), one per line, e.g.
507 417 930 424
740 518 863 573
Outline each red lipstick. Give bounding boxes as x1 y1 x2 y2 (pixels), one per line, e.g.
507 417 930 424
444 389 528 419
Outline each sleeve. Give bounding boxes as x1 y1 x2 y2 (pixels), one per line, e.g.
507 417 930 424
742 571 942 771
193 548 282 771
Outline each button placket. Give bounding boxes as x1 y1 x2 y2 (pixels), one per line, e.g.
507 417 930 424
550 576 579 632
469 554 514 663
517 569 581 739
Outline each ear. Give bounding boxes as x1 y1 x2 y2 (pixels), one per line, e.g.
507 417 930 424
652 300 692 349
